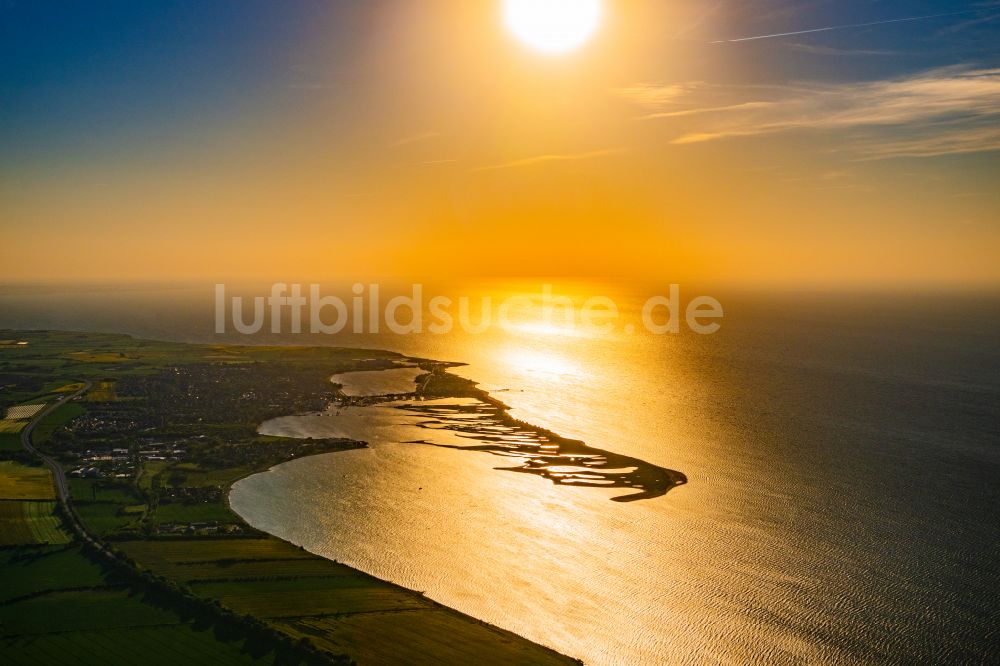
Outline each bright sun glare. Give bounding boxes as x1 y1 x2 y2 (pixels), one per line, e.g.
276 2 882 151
503 0 603 54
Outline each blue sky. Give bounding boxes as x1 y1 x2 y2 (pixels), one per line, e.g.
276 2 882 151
3 1 996 155
3 0 997 157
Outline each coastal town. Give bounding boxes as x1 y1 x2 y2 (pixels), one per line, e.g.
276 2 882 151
0 329 580 665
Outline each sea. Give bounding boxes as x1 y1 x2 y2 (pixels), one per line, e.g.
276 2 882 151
2 282 998 664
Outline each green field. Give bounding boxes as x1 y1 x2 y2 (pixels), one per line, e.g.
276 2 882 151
1 625 270 666
0 545 272 664
0 419 26 433
1 329 396 382
22 501 69 543
191 577 426 618
0 546 107 601
119 538 346 582
279 609 575 666
118 538 575 665
120 538 316 567
30 402 86 446
85 380 118 402
138 460 172 491
155 500 238 524
68 478 139 503
0 588 181 635
66 481 144 538
64 351 135 363
163 464 255 489
0 432 22 452
0 462 55 500
73 502 141 537
160 557 358 583
0 501 36 545
52 382 87 394
0 501 70 545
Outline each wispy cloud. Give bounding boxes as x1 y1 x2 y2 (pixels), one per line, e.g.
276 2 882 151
937 2 1000 35
391 131 439 147
785 43 900 57
641 101 773 120
851 124 1000 159
709 8 993 43
620 66 1000 158
472 149 623 172
613 84 698 108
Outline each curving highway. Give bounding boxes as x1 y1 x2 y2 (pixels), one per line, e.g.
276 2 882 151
19 381 108 552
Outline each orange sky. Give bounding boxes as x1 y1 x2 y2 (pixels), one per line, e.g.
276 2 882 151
2 1 998 287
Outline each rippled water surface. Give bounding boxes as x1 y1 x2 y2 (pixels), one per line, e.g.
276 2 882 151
2 284 998 663
232 289 1000 664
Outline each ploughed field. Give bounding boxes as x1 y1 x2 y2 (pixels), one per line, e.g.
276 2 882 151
0 462 69 546
0 500 68 545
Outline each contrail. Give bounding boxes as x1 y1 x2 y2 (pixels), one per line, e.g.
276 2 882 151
710 8 992 43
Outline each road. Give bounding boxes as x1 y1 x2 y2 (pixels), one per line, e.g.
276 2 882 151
19 381 109 553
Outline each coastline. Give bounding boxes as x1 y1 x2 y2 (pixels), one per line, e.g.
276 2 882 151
226 359 687 663
1 329 583 664
216 359 587 664
225 454 581 665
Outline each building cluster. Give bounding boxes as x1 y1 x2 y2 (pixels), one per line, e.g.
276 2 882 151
68 442 189 479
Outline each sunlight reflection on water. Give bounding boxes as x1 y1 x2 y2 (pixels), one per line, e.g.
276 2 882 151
232 286 1000 664
14 282 989 664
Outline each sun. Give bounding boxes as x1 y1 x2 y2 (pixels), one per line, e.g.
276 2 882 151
503 0 603 55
